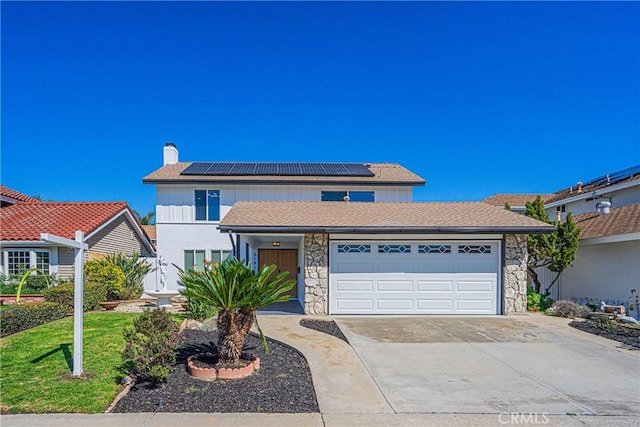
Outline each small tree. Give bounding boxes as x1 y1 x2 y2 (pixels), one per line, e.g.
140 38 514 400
524 196 581 294
179 258 294 364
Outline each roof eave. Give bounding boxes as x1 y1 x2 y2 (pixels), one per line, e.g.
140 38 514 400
143 178 425 186
218 225 555 234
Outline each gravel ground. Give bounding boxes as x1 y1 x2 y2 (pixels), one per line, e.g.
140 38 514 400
113 329 319 413
299 319 349 343
569 320 640 349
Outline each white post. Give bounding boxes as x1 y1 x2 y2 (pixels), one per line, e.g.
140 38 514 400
40 232 88 377
73 231 85 377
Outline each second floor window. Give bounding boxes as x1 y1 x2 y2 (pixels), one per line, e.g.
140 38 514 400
195 190 220 221
321 190 374 202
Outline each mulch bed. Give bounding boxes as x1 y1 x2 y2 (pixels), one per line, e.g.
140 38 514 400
299 319 349 343
569 320 640 349
113 329 319 413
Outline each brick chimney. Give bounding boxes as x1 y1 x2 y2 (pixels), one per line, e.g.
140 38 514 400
163 143 178 165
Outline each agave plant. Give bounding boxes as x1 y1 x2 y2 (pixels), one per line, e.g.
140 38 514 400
178 257 295 363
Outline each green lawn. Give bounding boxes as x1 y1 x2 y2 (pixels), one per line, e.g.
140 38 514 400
0 312 138 413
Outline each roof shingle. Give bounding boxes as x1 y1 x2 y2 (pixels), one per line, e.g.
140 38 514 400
0 202 130 241
219 201 555 233
571 203 640 240
143 162 425 185
482 194 551 207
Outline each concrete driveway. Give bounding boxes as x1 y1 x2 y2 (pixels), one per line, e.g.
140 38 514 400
335 315 640 416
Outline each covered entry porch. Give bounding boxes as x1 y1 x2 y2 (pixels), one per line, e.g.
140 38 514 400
238 233 310 314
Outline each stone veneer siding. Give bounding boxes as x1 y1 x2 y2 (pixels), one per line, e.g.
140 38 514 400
303 233 329 315
503 234 528 314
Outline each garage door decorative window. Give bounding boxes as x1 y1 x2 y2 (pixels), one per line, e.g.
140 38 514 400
378 244 411 253
458 245 491 254
418 244 451 254
338 244 371 253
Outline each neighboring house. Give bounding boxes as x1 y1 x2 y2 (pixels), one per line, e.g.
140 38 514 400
484 165 640 307
541 165 640 305
0 184 39 207
482 194 552 214
141 225 157 247
143 143 553 315
0 201 155 278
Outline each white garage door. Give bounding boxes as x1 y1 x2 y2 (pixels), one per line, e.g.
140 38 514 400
329 241 500 315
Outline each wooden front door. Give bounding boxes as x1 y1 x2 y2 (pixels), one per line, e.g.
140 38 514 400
258 249 298 298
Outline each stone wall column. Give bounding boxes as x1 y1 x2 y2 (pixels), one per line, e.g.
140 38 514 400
503 234 528 314
304 233 329 315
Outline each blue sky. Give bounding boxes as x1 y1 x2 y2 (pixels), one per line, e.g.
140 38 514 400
2 2 638 216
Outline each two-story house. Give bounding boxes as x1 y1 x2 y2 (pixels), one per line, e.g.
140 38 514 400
143 143 553 316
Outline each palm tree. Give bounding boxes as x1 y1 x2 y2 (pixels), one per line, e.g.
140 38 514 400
178 258 295 363
134 210 155 225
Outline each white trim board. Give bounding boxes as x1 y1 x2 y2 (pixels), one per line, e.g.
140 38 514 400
580 232 640 246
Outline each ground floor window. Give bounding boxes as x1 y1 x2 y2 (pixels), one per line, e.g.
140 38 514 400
210 250 232 264
6 250 50 274
184 250 206 271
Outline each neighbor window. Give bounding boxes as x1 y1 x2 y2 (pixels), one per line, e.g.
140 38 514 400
210 250 232 264
6 250 50 274
195 190 220 221
184 250 206 271
555 204 566 213
321 190 374 202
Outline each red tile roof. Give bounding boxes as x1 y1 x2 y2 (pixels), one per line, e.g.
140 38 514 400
572 203 640 240
0 185 39 203
0 202 130 241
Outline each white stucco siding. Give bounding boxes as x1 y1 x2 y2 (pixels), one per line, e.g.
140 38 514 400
154 223 233 291
156 184 412 223
559 239 640 304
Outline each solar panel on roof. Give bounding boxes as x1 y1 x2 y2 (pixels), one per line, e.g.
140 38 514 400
582 164 640 187
181 163 211 174
279 163 302 175
181 162 375 177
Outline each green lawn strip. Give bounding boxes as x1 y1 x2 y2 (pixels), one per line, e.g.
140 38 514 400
0 312 138 413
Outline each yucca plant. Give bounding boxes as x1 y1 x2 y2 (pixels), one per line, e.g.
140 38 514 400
178 257 295 363
101 252 154 300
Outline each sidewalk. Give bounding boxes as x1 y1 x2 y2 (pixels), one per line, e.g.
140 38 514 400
3 412 639 426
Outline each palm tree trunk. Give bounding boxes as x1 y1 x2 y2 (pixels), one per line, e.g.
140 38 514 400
217 308 255 363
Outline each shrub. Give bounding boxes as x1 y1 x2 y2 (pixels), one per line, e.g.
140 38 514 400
43 282 107 312
595 314 617 330
527 288 554 312
546 300 589 318
98 253 153 300
0 272 58 294
84 261 125 300
184 294 218 321
0 302 67 337
122 308 179 385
